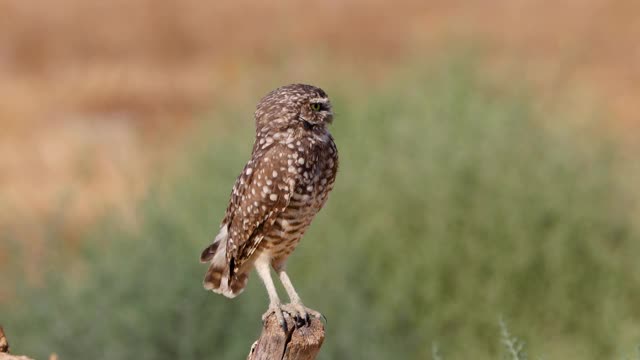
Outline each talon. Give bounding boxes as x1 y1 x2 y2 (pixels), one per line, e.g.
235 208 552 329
279 316 288 332
298 313 307 327
281 303 321 327
262 304 288 332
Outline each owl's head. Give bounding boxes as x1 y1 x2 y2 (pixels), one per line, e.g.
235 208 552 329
255 84 333 131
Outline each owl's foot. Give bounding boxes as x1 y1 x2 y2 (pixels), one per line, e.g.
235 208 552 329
262 304 288 331
262 303 322 331
281 302 322 327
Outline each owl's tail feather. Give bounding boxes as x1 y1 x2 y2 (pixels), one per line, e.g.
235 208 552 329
199 241 219 263
203 262 249 299
201 226 248 298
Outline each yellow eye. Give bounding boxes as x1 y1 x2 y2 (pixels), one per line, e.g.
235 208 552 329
310 103 321 111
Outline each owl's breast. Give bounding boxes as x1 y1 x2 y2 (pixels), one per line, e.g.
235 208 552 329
259 132 337 262
297 140 337 197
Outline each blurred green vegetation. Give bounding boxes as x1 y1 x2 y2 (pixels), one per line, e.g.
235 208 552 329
4 61 640 359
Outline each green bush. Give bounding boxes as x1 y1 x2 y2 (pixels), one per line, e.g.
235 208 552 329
5 61 640 359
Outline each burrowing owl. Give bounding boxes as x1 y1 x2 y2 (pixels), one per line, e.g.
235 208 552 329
200 84 338 329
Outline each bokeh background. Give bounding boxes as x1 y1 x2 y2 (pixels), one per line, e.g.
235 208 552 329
2 1 640 359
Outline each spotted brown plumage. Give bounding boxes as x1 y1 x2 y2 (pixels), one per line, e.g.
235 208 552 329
200 84 338 328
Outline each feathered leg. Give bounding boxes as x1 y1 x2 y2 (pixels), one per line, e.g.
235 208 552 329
277 269 322 325
255 254 287 330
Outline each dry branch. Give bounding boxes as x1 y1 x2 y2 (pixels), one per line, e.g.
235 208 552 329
247 313 325 360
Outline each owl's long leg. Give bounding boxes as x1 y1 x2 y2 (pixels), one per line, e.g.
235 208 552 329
255 256 287 330
277 269 322 324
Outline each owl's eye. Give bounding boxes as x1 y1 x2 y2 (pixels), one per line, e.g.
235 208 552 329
310 103 322 112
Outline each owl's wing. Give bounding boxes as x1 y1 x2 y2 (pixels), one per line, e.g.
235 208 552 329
223 144 296 275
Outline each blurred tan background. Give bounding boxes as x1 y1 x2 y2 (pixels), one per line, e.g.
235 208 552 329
1 0 638 243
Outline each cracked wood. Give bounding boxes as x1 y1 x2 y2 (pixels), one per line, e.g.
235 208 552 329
247 313 324 360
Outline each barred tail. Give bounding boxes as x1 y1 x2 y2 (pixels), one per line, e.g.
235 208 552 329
200 226 248 298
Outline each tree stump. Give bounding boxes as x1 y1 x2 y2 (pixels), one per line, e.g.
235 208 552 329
247 313 325 360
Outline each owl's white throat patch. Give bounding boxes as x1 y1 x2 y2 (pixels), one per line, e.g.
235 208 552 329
313 129 331 143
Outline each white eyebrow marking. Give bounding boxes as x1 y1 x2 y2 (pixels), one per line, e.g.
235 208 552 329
309 97 329 103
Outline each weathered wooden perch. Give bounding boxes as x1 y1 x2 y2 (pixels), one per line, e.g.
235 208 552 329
247 313 325 360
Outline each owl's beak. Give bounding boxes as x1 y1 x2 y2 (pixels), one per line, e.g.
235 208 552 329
302 119 315 130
